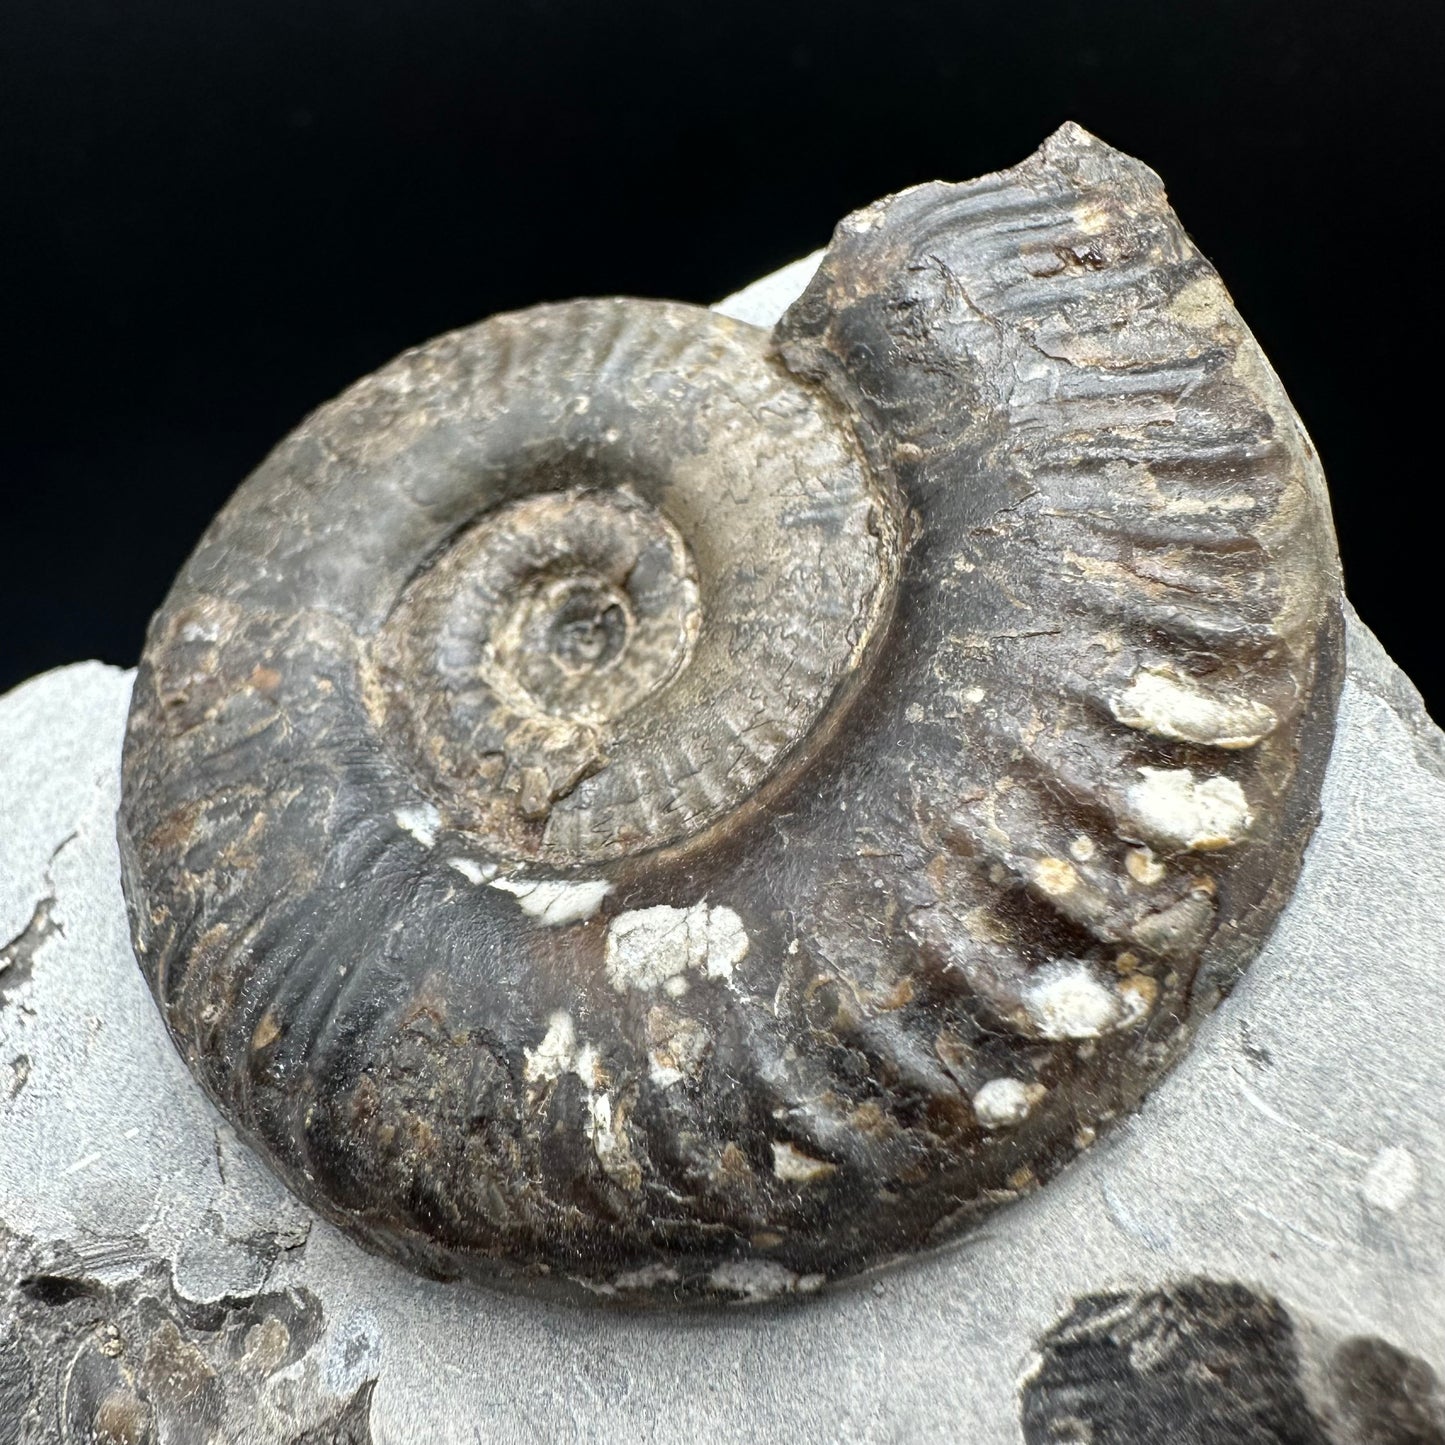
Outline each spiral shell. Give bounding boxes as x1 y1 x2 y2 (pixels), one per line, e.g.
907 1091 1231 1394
119 125 1342 1303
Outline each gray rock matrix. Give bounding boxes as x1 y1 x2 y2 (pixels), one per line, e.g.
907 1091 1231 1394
3 607 1442 1442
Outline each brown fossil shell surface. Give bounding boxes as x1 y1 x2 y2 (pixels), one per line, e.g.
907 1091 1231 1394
118 125 1343 1304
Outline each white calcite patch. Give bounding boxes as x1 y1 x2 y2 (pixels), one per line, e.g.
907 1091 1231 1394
1112 667 1276 749
447 856 497 885
972 1077 1045 1130
521 1012 635 1182
490 876 612 926
706 1260 823 1301
523 1011 588 1086
604 902 749 993
1124 767 1253 852
522 1012 601 1093
1124 846 1166 886
1024 962 1124 1040
1361 1145 1420 1213
585 1092 628 1174
393 802 441 849
1032 858 1079 897
771 1140 836 1184
613 1263 680 1292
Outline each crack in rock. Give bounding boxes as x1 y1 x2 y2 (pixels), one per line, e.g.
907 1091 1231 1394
0 834 77 1006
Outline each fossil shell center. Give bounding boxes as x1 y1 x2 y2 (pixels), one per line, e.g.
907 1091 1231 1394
361 309 895 867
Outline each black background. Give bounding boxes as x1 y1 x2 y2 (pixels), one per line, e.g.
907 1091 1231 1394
4 1 1441 717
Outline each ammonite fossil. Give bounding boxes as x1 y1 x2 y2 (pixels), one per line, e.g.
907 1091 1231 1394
118 125 1342 1303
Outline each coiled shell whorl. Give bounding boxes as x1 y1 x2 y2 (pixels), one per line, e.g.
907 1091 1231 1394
119 125 1342 1304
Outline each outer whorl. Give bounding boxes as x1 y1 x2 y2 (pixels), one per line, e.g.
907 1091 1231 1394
118 125 1342 1304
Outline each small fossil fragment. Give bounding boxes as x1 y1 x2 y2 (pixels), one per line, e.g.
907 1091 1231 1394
118 125 1342 1303
1022 1279 1445 1444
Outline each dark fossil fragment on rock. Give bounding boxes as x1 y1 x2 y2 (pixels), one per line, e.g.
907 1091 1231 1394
1021 1279 1445 1445
118 124 1343 1303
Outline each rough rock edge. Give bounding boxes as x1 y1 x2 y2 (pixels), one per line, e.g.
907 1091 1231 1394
1342 601 1445 779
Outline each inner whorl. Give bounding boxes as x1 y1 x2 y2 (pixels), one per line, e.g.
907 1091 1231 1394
328 300 900 866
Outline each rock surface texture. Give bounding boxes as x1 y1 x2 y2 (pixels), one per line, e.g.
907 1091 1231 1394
117 125 1341 1300
3 608 1442 1442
